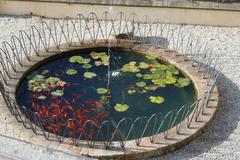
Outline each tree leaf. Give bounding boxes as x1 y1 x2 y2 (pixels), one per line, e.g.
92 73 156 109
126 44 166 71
114 104 129 112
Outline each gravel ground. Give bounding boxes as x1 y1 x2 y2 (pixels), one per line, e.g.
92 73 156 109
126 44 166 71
0 15 240 160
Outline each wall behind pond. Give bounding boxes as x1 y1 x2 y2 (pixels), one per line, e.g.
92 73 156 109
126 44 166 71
1 0 240 26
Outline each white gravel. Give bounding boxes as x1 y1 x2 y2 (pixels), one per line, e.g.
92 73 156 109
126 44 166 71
0 15 240 160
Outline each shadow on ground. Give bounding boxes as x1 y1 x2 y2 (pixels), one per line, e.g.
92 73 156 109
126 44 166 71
144 72 240 160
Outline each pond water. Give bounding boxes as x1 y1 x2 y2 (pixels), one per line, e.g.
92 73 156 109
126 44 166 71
16 47 196 141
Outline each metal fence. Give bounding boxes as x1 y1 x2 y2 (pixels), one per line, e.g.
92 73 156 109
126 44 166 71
0 12 221 149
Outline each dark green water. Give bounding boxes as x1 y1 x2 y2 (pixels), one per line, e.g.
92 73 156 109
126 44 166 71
16 47 196 141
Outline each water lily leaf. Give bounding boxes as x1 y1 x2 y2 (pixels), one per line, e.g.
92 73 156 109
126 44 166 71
163 76 177 84
96 88 108 94
90 52 98 59
102 60 109 66
175 78 191 88
145 85 159 91
82 63 93 69
153 64 167 70
32 75 45 82
166 65 179 75
121 62 140 73
129 61 137 66
26 71 38 80
136 73 143 78
95 61 102 66
128 90 136 94
136 82 146 88
152 79 166 87
90 52 108 60
84 72 97 79
51 90 64 96
82 58 91 64
69 56 84 63
143 74 152 80
114 104 129 112
46 77 60 85
66 69 78 75
37 95 46 100
145 55 157 60
149 96 164 104
139 62 149 69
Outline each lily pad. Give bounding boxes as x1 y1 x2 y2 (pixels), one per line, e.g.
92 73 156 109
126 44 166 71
128 90 136 94
136 73 143 78
82 58 91 64
96 88 108 94
153 64 167 70
26 71 38 80
145 55 157 60
139 62 149 69
136 82 146 88
32 75 45 82
166 65 179 75
69 56 83 63
82 63 93 69
145 85 159 91
121 61 140 73
175 78 191 88
95 61 102 66
114 104 129 112
149 96 164 104
90 52 98 59
143 74 152 80
66 69 78 75
163 76 177 84
84 72 97 79
37 95 46 100
51 90 64 96
152 79 166 87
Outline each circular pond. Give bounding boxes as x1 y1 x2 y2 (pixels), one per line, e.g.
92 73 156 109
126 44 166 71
16 47 196 141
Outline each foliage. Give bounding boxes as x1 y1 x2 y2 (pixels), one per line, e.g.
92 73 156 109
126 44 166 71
51 90 64 96
114 104 129 112
66 69 78 75
136 82 146 88
121 61 140 73
149 96 164 104
96 88 108 94
84 72 97 79
174 78 191 88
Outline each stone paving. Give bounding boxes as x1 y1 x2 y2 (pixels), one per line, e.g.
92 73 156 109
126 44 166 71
0 15 240 160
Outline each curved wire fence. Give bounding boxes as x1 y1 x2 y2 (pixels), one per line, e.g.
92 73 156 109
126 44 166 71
0 12 221 149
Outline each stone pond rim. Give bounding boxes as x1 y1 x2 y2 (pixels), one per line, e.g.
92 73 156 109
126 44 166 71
5 40 219 159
